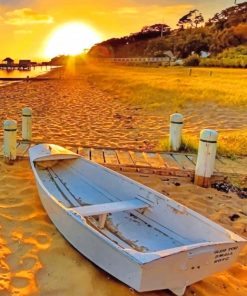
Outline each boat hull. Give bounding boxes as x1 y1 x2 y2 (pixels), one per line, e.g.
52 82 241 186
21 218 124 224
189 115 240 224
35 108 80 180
32 162 245 295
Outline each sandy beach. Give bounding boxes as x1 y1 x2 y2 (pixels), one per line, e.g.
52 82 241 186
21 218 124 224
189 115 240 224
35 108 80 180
0 66 246 152
0 68 163 151
0 159 246 296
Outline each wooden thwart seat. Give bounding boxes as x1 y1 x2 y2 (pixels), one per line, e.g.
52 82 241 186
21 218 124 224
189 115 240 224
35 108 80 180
69 198 149 228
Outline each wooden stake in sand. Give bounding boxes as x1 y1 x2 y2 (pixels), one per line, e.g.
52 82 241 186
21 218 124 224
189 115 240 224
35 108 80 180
3 119 17 161
169 113 183 152
194 129 218 188
22 107 32 141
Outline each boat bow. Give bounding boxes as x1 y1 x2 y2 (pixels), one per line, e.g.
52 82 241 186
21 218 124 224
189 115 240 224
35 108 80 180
29 144 80 162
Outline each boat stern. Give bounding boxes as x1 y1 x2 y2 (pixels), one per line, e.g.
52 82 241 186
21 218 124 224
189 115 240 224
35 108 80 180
137 240 246 295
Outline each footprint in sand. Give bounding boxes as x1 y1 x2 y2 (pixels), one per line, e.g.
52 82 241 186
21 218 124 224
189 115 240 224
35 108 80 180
20 256 38 270
11 276 29 289
36 234 50 246
0 205 36 221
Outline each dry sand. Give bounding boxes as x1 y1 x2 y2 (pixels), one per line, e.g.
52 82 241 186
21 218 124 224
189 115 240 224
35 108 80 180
0 159 246 296
0 66 246 151
0 71 163 151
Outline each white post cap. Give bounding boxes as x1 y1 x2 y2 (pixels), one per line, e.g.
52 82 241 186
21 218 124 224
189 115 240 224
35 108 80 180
200 129 218 143
170 113 183 124
3 119 17 131
22 107 32 116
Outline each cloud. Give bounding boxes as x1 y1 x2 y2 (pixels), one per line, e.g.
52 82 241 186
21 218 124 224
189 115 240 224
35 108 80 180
14 29 32 34
92 7 139 17
5 8 53 25
0 0 34 6
115 7 139 15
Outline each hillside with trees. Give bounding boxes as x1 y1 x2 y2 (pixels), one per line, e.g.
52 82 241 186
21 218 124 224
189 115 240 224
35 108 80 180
88 2 247 67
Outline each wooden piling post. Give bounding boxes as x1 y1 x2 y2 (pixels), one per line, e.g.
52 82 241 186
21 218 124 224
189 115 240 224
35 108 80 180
22 107 32 141
169 113 183 152
194 129 218 188
3 119 17 162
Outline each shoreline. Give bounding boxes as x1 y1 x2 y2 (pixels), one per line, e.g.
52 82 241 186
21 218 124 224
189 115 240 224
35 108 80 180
0 66 58 88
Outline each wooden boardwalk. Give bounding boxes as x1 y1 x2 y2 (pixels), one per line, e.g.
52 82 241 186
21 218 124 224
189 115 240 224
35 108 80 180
1 142 246 177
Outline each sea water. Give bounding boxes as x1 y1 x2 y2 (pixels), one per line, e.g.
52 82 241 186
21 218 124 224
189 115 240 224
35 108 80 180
0 66 54 87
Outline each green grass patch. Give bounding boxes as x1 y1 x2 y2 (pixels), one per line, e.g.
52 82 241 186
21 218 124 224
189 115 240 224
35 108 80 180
159 131 247 157
83 64 247 156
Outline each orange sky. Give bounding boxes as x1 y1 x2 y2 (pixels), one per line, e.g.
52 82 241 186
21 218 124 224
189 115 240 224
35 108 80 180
0 0 245 60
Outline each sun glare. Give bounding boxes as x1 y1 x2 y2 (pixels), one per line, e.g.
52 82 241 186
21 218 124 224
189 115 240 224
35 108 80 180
44 22 101 58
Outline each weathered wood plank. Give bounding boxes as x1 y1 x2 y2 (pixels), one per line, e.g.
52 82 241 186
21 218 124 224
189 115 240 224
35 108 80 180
186 154 197 165
65 146 78 153
160 153 182 169
103 149 119 165
70 198 148 217
91 148 104 164
143 152 166 168
186 154 221 174
187 153 220 173
215 158 231 173
23 143 31 157
0 140 245 177
129 151 151 167
77 147 90 160
234 157 247 175
116 150 134 166
216 157 246 174
172 154 195 170
17 143 30 157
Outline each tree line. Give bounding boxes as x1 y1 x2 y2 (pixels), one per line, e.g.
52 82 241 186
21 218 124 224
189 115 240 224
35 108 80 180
89 2 247 62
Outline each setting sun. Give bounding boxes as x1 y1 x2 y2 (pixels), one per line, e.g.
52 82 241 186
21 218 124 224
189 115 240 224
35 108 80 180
44 22 101 58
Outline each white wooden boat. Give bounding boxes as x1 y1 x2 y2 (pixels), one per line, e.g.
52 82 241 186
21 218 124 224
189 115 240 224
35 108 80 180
29 144 246 295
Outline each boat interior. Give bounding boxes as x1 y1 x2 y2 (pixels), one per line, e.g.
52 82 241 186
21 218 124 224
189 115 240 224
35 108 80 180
35 157 233 253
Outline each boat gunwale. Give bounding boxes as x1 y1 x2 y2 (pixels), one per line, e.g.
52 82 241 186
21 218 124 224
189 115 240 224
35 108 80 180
29 144 247 265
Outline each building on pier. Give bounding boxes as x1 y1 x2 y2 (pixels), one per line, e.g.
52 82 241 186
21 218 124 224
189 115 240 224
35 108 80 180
3 57 14 67
18 60 31 70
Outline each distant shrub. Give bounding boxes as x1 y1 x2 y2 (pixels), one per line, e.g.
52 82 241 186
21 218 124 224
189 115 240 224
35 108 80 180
200 45 247 68
184 54 200 66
